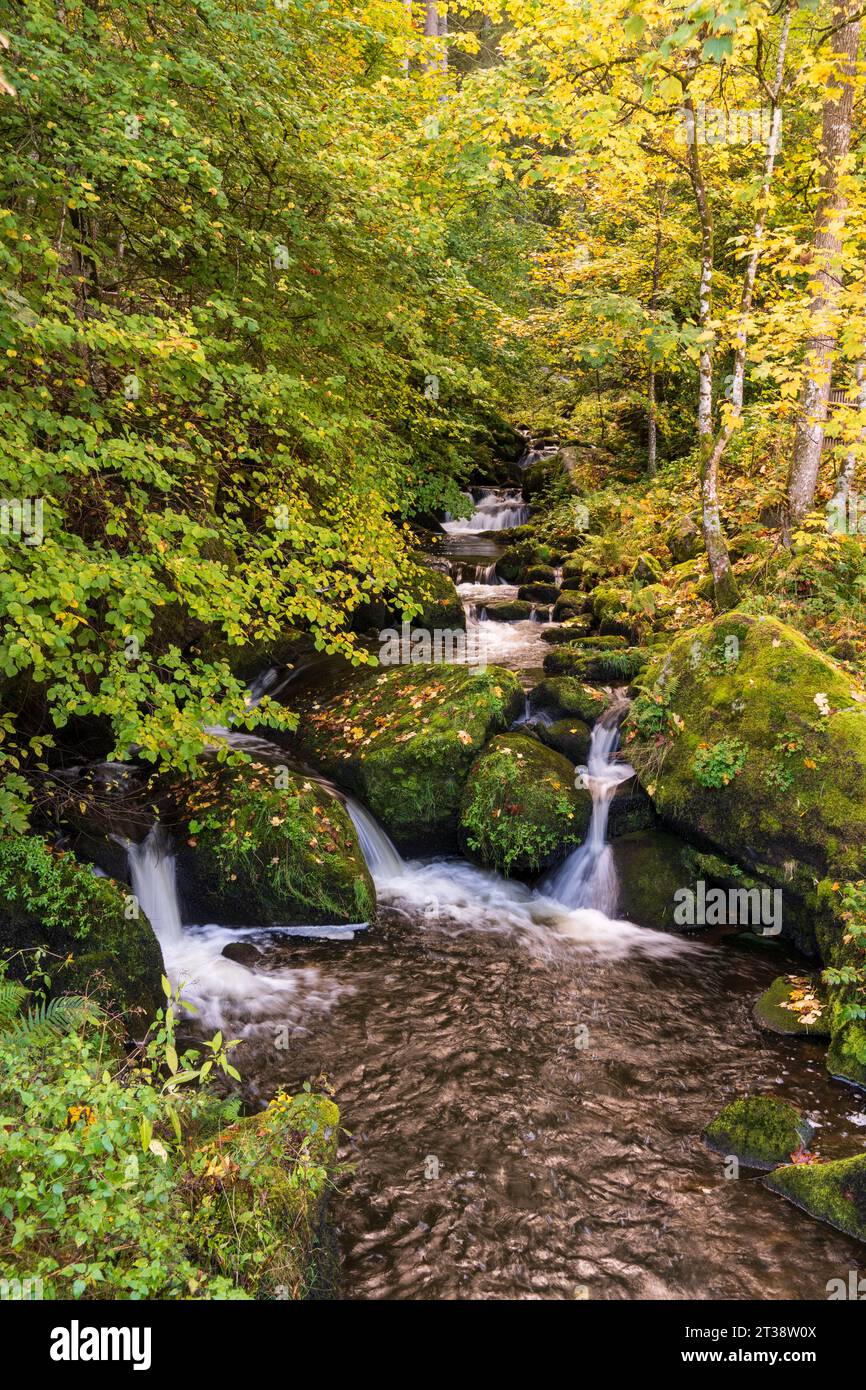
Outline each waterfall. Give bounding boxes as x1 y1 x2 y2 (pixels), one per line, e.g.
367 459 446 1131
127 826 183 947
544 703 634 915
343 795 404 879
443 488 529 533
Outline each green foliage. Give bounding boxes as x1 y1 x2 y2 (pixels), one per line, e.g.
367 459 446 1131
0 0 538 825
0 966 338 1299
692 738 747 789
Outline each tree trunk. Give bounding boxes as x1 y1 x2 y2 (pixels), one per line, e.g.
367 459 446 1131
684 96 714 442
786 2 862 523
647 190 664 477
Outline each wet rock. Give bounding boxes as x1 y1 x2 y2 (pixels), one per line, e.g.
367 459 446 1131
754 975 830 1039
543 644 647 684
517 582 559 606
528 677 609 725
702 1096 814 1171
553 595 584 622
483 599 534 622
459 733 592 875
540 617 594 644
0 836 163 1018
537 718 592 764
764 1152 866 1243
291 663 524 854
524 564 557 584
172 763 375 928
612 829 691 930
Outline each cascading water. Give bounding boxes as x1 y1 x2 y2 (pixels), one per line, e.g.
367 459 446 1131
544 702 634 915
443 487 529 533
343 797 404 880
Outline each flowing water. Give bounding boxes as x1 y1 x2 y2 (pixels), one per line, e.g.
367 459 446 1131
444 487 530 533
122 482 866 1299
544 705 635 915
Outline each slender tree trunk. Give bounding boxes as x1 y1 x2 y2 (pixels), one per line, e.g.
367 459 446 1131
694 7 792 608
647 190 665 477
787 2 862 522
402 0 412 74
830 360 866 516
684 96 714 442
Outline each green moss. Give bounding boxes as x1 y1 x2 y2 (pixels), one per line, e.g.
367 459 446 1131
517 581 559 605
764 1152 866 1242
524 564 557 583
537 718 592 764
0 835 163 1017
541 616 594 643
702 1096 814 1170
459 734 591 875
624 612 866 882
191 1089 341 1299
754 975 830 1038
292 664 524 853
665 514 703 564
483 599 534 622
631 553 665 586
543 644 647 683
412 567 466 631
529 677 609 724
174 764 374 927
553 595 584 622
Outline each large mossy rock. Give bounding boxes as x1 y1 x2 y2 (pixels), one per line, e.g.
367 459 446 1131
173 764 374 927
192 1089 341 1298
483 598 533 622
459 734 591 875
543 644 646 684
624 612 866 883
292 664 524 853
665 514 703 564
702 1095 814 1170
0 835 163 1018
764 1152 866 1243
612 829 690 930
754 975 830 1039
529 677 609 725
537 718 592 764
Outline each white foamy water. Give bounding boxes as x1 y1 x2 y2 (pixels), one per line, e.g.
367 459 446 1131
374 857 690 962
544 708 635 914
126 827 344 1030
444 488 529 533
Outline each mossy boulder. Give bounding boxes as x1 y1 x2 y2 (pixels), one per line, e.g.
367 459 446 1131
292 664 524 853
588 584 640 641
459 734 592 875
537 718 592 764
191 1089 341 1298
543 644 647 684
612 830 690 930
754 975 830 1039
0 835 163 1018
529 677 609 725
172 764 374 927
631 553 665 586
553 594 584 623
522 452 566 499
483 598 533 622
623 612 866 883
412 567 466 630
541 616 594 644
702 1096 814 1171
524 564 557 584
764 1152 866 1243
665 514 703 564
517 581 559 605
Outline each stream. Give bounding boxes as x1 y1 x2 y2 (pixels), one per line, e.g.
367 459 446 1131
127 478 866 1301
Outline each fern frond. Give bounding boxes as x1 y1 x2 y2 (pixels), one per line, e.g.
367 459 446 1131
0 978 30 1028
6 995 102 1044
